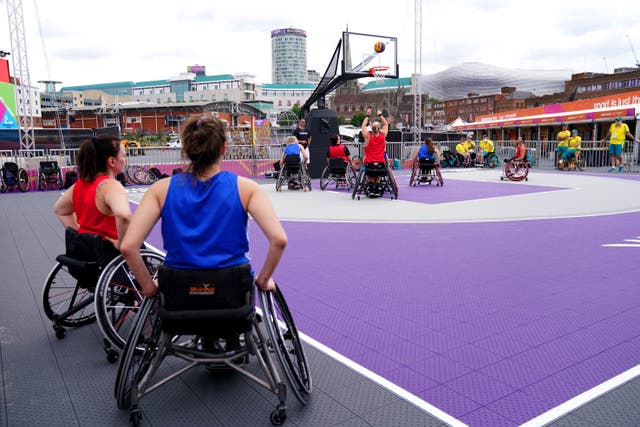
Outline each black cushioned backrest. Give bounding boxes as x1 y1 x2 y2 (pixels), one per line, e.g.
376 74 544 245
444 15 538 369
3 162 19 175
328 158 347 172
40 161 59 173
284 154 301 169
364 162 387 177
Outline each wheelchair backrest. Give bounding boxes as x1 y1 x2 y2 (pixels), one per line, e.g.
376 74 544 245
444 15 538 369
364 162 387 177
2 162 19 176
62 227 119 285
419 158 435 168
39 161 59 174
328 158 347 172
283 154 301 169
158 263 254 312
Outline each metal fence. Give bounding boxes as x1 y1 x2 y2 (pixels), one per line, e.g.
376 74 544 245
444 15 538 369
2 139 638 180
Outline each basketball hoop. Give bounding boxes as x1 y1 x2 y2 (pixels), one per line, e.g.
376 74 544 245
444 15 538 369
368 66 390 78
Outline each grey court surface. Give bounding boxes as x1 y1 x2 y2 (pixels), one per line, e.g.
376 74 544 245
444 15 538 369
1 169 640 426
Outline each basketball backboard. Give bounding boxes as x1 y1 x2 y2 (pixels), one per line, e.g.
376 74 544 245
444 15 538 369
342 31 398 79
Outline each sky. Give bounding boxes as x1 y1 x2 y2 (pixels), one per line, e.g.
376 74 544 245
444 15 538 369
0 0 639 90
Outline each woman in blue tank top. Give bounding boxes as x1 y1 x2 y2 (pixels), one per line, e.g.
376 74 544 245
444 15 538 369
121 115 287 297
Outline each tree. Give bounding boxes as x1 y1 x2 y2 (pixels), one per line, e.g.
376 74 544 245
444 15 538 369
291 103 302 119
351 111 366 127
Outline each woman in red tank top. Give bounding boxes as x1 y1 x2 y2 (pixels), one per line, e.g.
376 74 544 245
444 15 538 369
53 135 131 249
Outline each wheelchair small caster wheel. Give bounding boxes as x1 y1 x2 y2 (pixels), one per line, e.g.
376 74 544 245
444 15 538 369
270 408 286 425
106 349 119 364
54 325 66 339
130 406 141 426
525 177 528 181
500 176 504 181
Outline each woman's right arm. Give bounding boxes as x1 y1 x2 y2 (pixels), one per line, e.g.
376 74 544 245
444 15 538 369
53 185 78 229
120 180 168 296
240 178 287 292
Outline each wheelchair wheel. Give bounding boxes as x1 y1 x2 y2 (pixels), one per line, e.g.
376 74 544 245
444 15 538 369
115 296 161 410
409 162 417 187
351 169 364 200
96 250 165 351
387 168 399 199
57 171 64 189
260 286 311 404
575 153 585 171
39 173 45 191
0 177 6 193
302 170 312 192
319 166 333 191
486 153 498 168
42 262 96 327
18 169 29 192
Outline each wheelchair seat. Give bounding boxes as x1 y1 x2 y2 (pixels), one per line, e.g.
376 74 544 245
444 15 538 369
328 157 348 174
38 161 64 191
351 162 398 200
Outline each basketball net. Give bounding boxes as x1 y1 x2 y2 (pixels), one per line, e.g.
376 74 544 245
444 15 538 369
368 65 389 83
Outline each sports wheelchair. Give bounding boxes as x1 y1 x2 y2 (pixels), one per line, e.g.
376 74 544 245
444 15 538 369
558 150 584 171
484 151 499 168
320 157 359 191
114 263 311 426
38 161 64 191
0 161 29 192
351 161 398 199
42 228 164 362
500 158 530 182
275 154 312 192
409 158 443 187
439 148 457 168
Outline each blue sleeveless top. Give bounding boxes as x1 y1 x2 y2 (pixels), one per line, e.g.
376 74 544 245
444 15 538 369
161 171 250 270
284 143 301 156
418 145 435 159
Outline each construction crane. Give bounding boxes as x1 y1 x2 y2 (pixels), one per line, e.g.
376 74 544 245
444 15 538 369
626 34 640 68
6 0 35 152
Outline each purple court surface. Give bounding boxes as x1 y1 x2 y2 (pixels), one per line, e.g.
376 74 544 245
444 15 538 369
140 172 640 426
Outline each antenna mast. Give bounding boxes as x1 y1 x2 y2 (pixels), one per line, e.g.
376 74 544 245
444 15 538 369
626 34 640 68
6 0 35 152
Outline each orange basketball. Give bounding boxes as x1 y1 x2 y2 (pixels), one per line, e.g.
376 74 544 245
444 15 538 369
374 41 385 53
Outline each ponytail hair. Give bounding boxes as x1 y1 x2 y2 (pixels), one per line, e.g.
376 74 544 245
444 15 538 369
181 115 227 178
77 135 121 181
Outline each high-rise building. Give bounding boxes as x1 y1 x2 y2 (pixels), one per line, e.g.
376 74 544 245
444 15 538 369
271 28 307 84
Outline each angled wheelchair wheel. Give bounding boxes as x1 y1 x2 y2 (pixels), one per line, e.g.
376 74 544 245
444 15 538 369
115 296 161 410
486 153 498 168
409 162 417 187
319 166 333 191
260 286 311 404
42 262 96 327
0 177 6 193
18 169 29 192
303 170 312 192
575 153 585 171
96 250 165 351
58 171 64 189
387 169 399 199
38 173 45 191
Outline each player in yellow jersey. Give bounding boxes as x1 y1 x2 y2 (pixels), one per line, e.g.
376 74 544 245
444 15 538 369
556 124 570 168
559 129 582 168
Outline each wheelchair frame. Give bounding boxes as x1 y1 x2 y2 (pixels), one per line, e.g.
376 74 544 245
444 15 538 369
0 161 29 193
484 152 499 168
409 158 443 187
42 232 164 363
320 157 358 191
351 161 398 200
275 155 312 192
114 284 311 426
500 159 530 182
38 161 64 191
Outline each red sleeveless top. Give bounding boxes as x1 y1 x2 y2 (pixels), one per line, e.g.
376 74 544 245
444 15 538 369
72 175 118 241
329 144 348 162
364 133 386 163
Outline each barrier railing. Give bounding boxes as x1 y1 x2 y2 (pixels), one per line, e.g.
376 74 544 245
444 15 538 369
2 139 638 189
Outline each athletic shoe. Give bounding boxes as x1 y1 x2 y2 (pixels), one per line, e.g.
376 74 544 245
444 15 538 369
608 167 615 173
618 166 624 172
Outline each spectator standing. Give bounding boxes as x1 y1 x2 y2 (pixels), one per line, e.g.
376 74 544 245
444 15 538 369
601 117 639 173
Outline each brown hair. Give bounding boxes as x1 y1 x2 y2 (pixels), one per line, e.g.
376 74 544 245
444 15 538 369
77 135 121 181
426 137 436 154
181 115 226 177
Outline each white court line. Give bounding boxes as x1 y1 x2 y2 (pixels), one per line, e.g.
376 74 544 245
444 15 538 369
299 333 468 427
521 364 640 427
601 243 640 247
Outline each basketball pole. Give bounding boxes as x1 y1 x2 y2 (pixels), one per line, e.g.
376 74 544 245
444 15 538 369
413 0 423 146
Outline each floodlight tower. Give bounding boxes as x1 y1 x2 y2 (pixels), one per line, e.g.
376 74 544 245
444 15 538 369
413 0 422 143
6 0 35 152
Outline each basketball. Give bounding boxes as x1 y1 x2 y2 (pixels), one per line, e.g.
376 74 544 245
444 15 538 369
374 41 385 53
